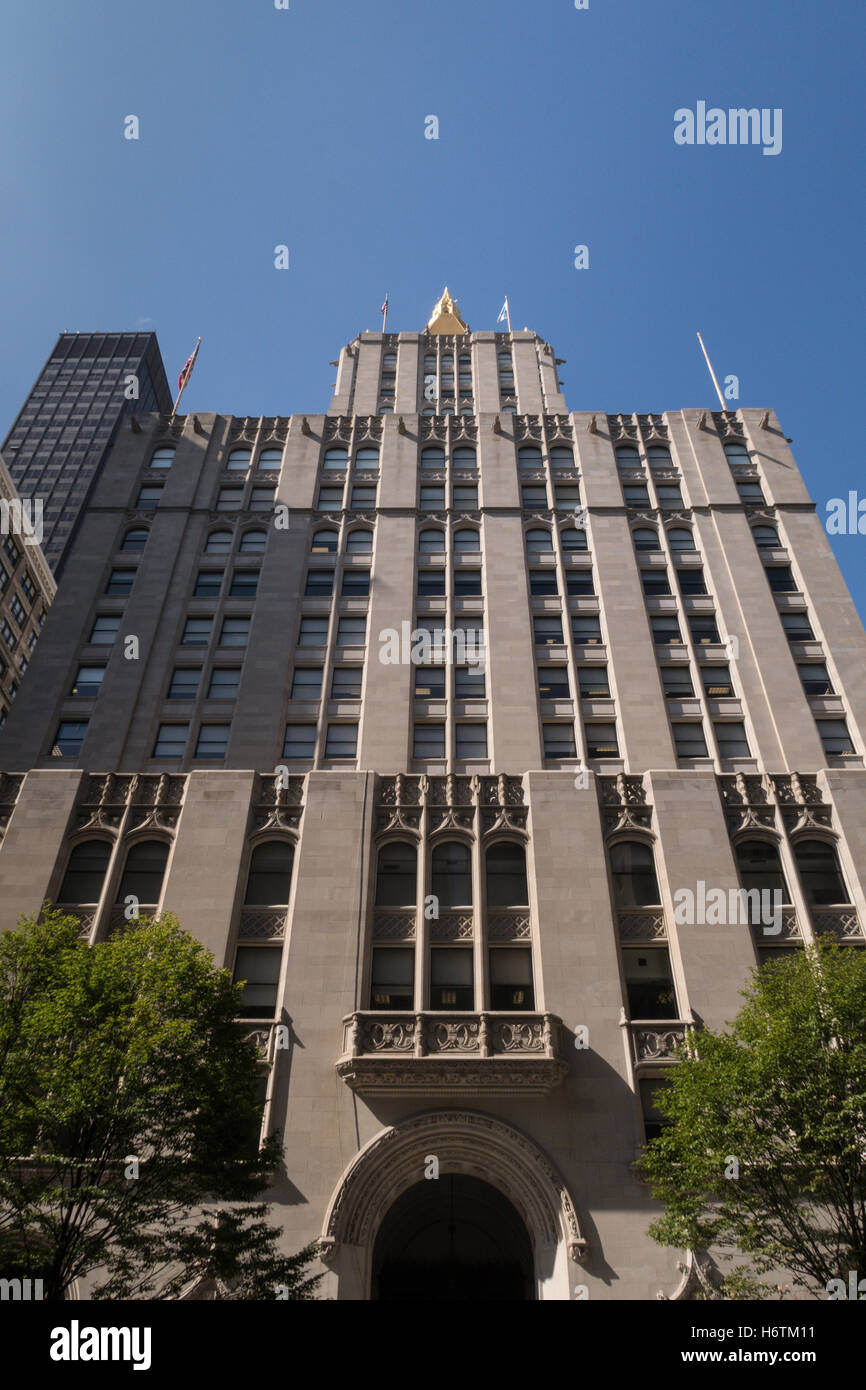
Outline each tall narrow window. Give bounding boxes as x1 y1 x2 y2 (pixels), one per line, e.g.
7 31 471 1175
244 841 294 905
793 840 850 905
609 842 660 907
376 842 417 907
489 948 534 1010
58 840 111 905
485 843 528 907
115 840 169 909
622 947 677 1019
431 842 472 907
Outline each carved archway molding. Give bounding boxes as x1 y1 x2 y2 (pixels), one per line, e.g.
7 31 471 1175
320 1110 586 1299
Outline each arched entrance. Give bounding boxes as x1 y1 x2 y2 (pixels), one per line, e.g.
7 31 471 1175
372 1174 534 1301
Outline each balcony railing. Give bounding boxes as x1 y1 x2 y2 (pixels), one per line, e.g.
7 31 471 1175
628 1019 691 1067
617 908 667 941
337 1010 568 1096
811 906 862 941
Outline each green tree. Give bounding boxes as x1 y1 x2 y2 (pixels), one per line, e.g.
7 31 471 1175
0 908 321 1300
639 941 866 1297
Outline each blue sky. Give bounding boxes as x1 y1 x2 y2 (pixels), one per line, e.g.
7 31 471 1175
1 0 863 617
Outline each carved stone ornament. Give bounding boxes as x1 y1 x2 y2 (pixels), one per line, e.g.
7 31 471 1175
657 1249 719 1301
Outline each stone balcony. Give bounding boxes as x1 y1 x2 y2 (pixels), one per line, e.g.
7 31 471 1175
810 906 862 942
336 1010 569 1096
627 1019 691 1069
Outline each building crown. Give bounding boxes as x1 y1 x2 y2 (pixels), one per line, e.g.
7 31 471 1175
425 287 469 335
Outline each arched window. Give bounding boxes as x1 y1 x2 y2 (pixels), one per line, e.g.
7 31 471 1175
735 840 790 900
311 530 338 554
421 448 446 470
345 529 373 552
452 447 476 468
724 442 751 466
115 840 169 907
615 447 640 469
518 448 542 471
238 529 266 555
453 528 480 553
609 841 660 907
150 446 175 469
226 449 251 471
244 841 294 905
633 527 660 552
323 448 349 471
355 447 380 469
257 447 282 470
667 528 696 551
647 447 672 469
58 840 112 904
419 529 445 553
376 842 417 907
550 447 573 469
205 530 233 555
561 526 588 551
121 527 149 551
486 843 528 908
752 524 780 549
793 839 850 905
432 841 472 907
525 528 552 553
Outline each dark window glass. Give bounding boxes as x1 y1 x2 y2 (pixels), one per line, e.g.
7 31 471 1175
455 665 485 698
290 667 322 700
208 668 241 699
153 723 189 757
417 570 446 596
489 948 534 1010
58 840 111 904
585 722 619 758
766 565 797 593
194 570 223 598
453 570 482 596
70 666 104 698
455 723 487 758
121 528 148 551
283 724 316 758
54 721 87 756
432 842 472 907
413 723 446 758
116 840 169 905
245 841 293 905
415 666 446 698
346 529 373 553
735 840 790 899
311 530 338 554
205 530 232 554
430 948 473 1010
753 525 780 548
530 570 558 596
793 840 849 905
168 667 201 700
370 947 414 1010
701 666 734 697
661 666 694 698
689 616 721 645
676 567 706 595
376 842 417 906
651 617 681 645
633 529 659 552
816 719 855 755
642 571 671 595
538 666 570 700
106 569 136 596
561 526 588 551
534 616 564 645
486 843 528 907
566 572 595 595
714 721 750 758
324 724 357 758
526 528 553 552
623 947 677 1019
230 571 259 598
673 723 709 758
578 666 610 698
797 664 833 696
571 616 603 644
543 723 576 758
331 667 362 700
781 612 814 642
610 842 660 907
233 946 281 1018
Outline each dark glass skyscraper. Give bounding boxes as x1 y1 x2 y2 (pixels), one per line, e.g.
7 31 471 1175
1 332 172 573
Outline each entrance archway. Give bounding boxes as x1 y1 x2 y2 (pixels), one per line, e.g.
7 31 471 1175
372 1174 534 1300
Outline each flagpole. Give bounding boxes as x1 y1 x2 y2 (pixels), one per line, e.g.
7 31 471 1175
170 337 201 422
696 331 726 410
505 296 511 333
381 294 389 334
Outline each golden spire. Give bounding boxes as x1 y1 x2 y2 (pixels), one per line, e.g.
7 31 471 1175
425 286 469 334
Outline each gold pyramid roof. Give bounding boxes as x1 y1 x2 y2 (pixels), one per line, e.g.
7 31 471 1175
425 286 469 334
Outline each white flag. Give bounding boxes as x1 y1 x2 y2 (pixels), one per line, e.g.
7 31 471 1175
497 299 509 323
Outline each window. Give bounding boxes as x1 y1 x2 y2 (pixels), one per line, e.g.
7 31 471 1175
453 485 478 509
417 570 446 596
311 530 338 555
571 614 603 644
205 530 233 555
554 485 580 511
227 449 252 471
689 615 721 646
455 665 485 699
216 487 243 512
430 948 473 1010
673 722 708 758
58 840 111 905
780 611 814 642
633 528 659 552
701 665 734 697
115 840 169 907
623 484 650 508
323 448 348 471
660 665 694 698
550 447 574 470
798 663 833 696
456 723 487 758
291 667 323 700
622 947 677 1019
317 486 343 511
489 948 534 1010
521 484 548 508
566 571 595 595
207 667 241 699
486 842 528 907
8 595 26 626
561 526 588 551
182 617 213 646
230 570 259 598
370 947 414 1010
350 485 376 509
676 567 706 595
89 614 121 644
647 447 672 470
420 485 446 509
150 446 175 469
517 449 543 472
103 568 135 597
641 570 671 595
240 529 267 555
233 946 282 1019
585 722 619 758
667 528 695 551
415 665 446 698
453 570 482 597
419 530 446 554
453 528 480 553
656 484 684 510
135 485 163 510
413 723 445 758
324 723 357 759
816 719 855 755
538 666 570 700
641 1077 673 1142
152 723 189 758
735 840 790 899
376 842 416 907
793 839 849 905
714 721 750 758
331 667 362 700
432 842 472 907
53 721 87 757
249 487 275 512
765 565 797 594
355 446 380 470
453 447 476 468
194 570 223 598
195 724 230 758
736 480 765 505
651 616 681 645
245 841 293 904
70 666 104 698
283 724 316 758
615 447 640 470
530 570 558 596
218 617 250 647
724 442 751 468
298 617 329 646
20 574 37 603
337 615 366 645
578 666 610 698
121 527 148 551
258 447 282 470
534 616 564 645
525 528 553 553
752 524 780 548
346 529 373 553
609 841 660 907
421 448 445 470
305 570 335 597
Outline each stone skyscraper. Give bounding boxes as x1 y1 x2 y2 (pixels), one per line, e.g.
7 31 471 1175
0 291 863 1299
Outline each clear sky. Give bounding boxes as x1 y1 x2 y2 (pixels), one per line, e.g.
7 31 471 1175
1 0 863 617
